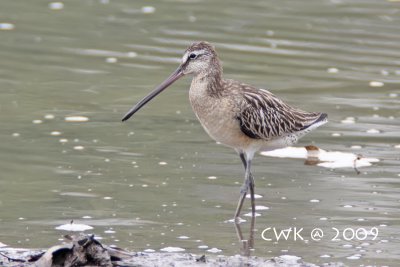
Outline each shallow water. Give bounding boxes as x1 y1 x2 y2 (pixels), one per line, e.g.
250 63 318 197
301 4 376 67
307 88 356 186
0 0 399 266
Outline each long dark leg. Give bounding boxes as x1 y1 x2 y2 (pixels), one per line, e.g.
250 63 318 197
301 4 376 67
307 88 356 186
234 153 247 219
241 153 256 216
234 152 256 219
234 152 256 256
246 156 256 216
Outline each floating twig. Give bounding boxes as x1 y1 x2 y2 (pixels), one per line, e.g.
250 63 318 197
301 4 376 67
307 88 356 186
353 154 362 175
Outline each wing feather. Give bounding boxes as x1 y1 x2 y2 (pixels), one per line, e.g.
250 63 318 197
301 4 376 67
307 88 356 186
236 87 323 140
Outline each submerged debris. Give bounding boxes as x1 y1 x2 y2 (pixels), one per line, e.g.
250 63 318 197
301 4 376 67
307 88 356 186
35 235 116 267
0 235 345 267
0 235 132 267
196 254 206 262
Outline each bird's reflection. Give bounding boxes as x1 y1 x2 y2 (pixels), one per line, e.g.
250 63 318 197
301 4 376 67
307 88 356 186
234 214 256 256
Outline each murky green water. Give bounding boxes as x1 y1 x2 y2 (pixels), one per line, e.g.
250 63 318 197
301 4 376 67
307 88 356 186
1 0 399 265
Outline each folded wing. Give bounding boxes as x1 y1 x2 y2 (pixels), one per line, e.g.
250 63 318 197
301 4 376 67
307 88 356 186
237 88 325 140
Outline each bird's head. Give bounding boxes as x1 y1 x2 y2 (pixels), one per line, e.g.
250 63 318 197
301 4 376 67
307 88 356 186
122 41 221 121
180 41 221 76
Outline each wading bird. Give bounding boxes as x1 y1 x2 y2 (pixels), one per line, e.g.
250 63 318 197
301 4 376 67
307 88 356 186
122 41 327 221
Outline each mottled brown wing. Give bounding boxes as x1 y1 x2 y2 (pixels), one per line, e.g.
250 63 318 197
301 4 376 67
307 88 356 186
237 88 322 140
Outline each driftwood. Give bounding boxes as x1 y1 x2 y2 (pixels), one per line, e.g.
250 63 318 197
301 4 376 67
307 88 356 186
0 235 345 267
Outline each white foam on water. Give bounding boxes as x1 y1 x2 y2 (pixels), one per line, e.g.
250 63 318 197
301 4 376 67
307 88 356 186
243 212 261 217
341 117 355 124
327 67 339 73
207 247 222 253
44 114 55 119
65 116 89 122
369 81 384 87
366 128 380 134
51 131 62 136
320 254 331 258
141 6 155 14
226 217 246 224
246 193 262 199
0 23 15 30
49 2 64 10
160 246 185 252
255 205 269 210
346 254 362 260
106 57 117 63
55 223 93 231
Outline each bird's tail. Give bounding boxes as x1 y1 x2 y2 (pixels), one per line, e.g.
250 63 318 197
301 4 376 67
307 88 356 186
300 113 328 132
314 113 328 125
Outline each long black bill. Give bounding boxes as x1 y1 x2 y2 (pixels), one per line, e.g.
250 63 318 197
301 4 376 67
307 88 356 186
122 66 184 122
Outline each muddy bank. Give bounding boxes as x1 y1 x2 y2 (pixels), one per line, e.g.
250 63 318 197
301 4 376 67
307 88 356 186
0 235 345 267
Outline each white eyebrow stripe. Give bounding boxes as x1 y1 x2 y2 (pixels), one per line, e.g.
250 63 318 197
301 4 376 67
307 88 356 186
193 49 207 56
181 49 208 63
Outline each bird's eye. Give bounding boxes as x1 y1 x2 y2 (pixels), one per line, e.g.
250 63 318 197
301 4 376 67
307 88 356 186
189 53 197 59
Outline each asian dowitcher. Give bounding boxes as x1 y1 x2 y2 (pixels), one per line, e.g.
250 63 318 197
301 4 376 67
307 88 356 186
122 41 327 221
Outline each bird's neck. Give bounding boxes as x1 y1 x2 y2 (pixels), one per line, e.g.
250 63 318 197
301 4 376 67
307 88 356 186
193 69 223 97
